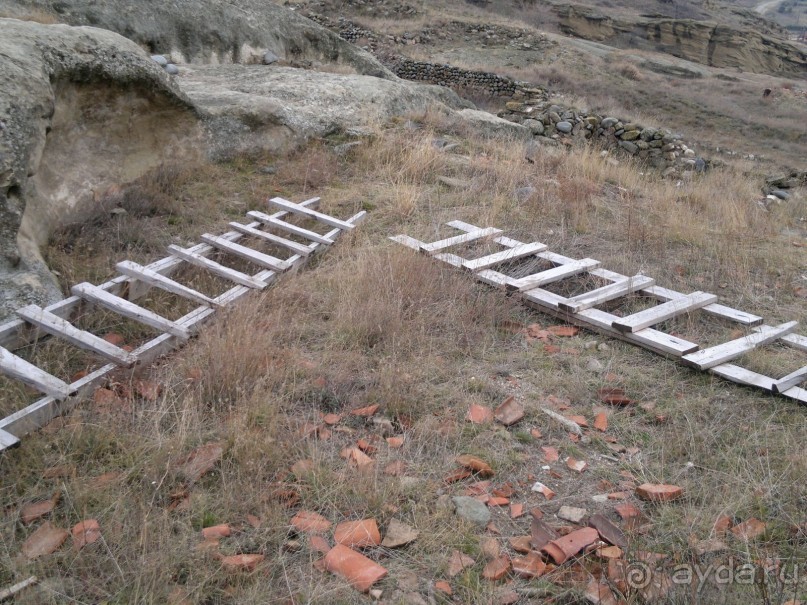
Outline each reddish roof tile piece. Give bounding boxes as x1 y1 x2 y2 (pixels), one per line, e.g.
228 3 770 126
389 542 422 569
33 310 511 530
291 511 332 534
635 483 683 502
334 519 381 549
512 552 546 579
324 544 388 592
482 555 511 581
72 519 101 550
456 454 494 477
494 396 524 426
21 521 68 559
542 527 599 564
467 403 494 424
221 554 264 572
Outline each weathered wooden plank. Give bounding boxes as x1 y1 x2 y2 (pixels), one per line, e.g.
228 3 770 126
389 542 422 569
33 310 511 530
781 385 807 404
772 366 807 394
612 292 717 333
167 245 268 290
432 252 467 268
475 269 519 289
115 261 221 309
247 211 336 245
643 286 763 326
0 576 38 600
229 222 313 256
0 346 71 399
521 287 572 310
558 275 656 313
0 427 20 449
71 283 191 340
682 321 799 370
0 209 367 452
509 259 600 292
777 332 807 353
388 234 424 251
463 242 547 271
16 305 137 367
420 227 502 254
200 234 290 272
578 307 700 356
268 197 355 230
710 363 776 390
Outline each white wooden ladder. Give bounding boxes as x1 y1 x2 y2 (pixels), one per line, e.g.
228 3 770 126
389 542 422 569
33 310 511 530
0 197 365 452
391 221 807 405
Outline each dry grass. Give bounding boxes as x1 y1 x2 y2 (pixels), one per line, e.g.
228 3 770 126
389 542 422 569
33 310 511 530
1 117 805 603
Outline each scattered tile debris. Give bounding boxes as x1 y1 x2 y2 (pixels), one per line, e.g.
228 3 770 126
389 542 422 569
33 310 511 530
324 544 388 592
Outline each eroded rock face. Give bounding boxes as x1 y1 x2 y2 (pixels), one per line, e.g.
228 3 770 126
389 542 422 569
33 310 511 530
0 0 393 77
556 4 807 76
0 18 202 319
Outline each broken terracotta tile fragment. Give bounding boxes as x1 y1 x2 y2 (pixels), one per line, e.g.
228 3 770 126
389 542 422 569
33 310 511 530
557 505 587 524
435 580 452 595
584 577 620 605
531 482 556 500
542 527 599 564
72 519 101 550
548 325 579 337
593 412 608 432
291 511 331 534
598 387 634 406
324 544 388 592
494 396 524 426
448 550 475 577
444 468 473 483
530 518 559 551
731 518 767 541
174 442 223 483
334 519 381 548
541 446 559 463
386 436 404 448
487 496 510 507
512 551 546 579
713 514 733 536
466 403 494 424
350 404 380 417
508 536 532 554
246 514 261 528
588 513 627 548
635 483 683 502
291 458 314 477
221 554 264 572
322 413 341 425
309 535 331 554
20 493 59 525
456 454 494 477
566 458 588 473
615 503 642 520
21 521 68 559
135 380 161 401
595 545 624 559
566 415 588 427
510 503 524 519
384 460 407 476
202 524 231 539
482 555 511 581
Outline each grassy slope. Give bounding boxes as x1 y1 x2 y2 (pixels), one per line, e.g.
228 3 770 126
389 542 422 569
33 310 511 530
0 115 805 603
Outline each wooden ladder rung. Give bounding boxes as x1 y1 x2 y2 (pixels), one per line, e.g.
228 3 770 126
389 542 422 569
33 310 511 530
0 427 20 449
16 304 138 367
772 366 807 394
200 234 290 272
419 227 502 254
229 222 313 256
71 283 191 340
268 197 355 230
247 211 336 245
509 258 600 292
710 363 776 390
463 241 547 271
558 275 656 313
612 291 717 333
0 346 72 399
167 245 268 290
682 321 799 370
116 261 222 309
644 286 763 326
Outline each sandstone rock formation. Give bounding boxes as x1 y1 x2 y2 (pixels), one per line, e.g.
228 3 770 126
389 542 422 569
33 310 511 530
556 4 807 77
0 18 201 319
0 0 393 77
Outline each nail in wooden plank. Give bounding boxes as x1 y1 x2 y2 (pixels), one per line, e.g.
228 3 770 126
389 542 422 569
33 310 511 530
116 261 222 309
200 234 290 272
0 346 72 399
71 283 191 340
229 222 313 256
0 427 21 450
16 304 137 367
509 258 600 292
463 241 548 271
682 321 798 370
558 275 656 313
612 292 717 333
167 245 268 290
268 197 355 230
247 211 335 245
772 365 807 393
419 227 502 254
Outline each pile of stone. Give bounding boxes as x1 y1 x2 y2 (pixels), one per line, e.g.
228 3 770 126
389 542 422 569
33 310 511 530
500 98 702 174
150 55 179 75
384 56 519 97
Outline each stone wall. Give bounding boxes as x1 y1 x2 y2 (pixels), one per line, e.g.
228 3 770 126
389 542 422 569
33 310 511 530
382 55 519 97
